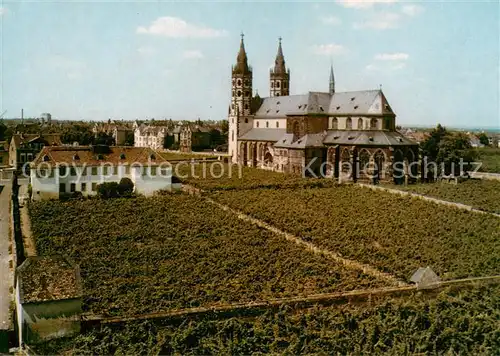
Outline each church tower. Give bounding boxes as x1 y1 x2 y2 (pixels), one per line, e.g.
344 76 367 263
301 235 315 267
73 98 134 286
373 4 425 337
270 37 290 97
329 64 335 95
228 33 253 162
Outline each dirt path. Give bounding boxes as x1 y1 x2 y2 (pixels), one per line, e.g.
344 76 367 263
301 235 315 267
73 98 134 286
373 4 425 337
20 205 36 257
206 197 407 288
358 183 500 218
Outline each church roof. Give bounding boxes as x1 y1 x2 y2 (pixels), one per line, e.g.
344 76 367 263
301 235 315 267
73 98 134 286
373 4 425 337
254 90 392 118
323 130 415 146
272 37 287 74
232 34 251 75
274 133 327 148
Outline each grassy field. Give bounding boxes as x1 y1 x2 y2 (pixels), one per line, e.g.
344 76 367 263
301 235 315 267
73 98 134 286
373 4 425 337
477 147 500 173
29 195 386 317
383 179 500 214
212 185 500 281
35 285 500 355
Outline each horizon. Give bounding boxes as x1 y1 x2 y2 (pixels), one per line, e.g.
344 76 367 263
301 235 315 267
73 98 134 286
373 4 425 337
1 1 499 128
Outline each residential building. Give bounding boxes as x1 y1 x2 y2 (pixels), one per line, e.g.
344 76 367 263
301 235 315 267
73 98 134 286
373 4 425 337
228 35 418 182
179 126 211 152
92 121 134 146
133 123 168 150
9 133 62 172
30 145 179 200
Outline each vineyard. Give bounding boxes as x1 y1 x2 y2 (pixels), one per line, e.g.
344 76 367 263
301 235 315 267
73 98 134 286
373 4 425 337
35 285 500 355
174 162 337 191
477 147 500 173
158 151 219 161
211 185 500 281
29 195 385 317
383 179 500 214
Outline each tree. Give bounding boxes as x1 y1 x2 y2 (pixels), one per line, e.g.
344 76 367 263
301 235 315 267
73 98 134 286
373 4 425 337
478 133 490 146
436 132 477 175
61 124 94 145
0 121 7 141
97 182 120 199
118 178 134 197
94 132 115 146
420 124 447 162
124 131 135 146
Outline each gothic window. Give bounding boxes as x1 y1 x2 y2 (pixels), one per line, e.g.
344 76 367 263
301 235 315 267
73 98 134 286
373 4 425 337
257 121 260 128
266 121 269 128
237 90 242 97
245 91 250 97
276 82 280 88
271 82 274 88
358 118 363 130
331 117 338 130
370 118 377 129
346 117 352 130
232 130 234 141
276 122 279 128
237 79 242 87
359 149 371 175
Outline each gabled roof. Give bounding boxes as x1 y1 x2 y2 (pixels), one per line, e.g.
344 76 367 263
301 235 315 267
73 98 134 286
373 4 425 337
11 133 62 148
31 146 168 167
254 90 394 118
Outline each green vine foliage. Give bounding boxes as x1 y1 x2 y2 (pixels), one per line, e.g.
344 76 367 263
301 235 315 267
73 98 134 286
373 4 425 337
212 185 500 281
29 195 384 317
36 285 500 355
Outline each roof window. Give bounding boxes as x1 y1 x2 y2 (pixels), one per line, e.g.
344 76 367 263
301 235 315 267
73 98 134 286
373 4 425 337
97 154 104 160
333 136 340 140
120 153 126 160
348 136 355 140
276 110 280 113
266 109 270 113
298 105 302 109
73 154 80 161
354 105 359 109
150 154 156 160
369 137 374 142
319 106 324 112
43 155 50 162
277 101 281 105
351 97 355 101
303 104 307 109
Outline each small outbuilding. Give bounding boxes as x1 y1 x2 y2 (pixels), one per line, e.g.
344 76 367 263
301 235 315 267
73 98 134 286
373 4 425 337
410 267 441 290
15 255 83 345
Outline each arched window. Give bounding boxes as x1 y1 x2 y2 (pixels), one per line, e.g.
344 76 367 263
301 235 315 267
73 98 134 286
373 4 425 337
358 149 371 175
358 118 363 130
346 117 352 130
276 82 280 88
244 103 249 110
266 121 269 128
245 91 250 97
231 130 234 141
237 90 242 97
276 122 279 128
331 117 338 130
370 118 377 129
237 79 242 87
256 121 260 128
341 148 351 174
271 82 274 88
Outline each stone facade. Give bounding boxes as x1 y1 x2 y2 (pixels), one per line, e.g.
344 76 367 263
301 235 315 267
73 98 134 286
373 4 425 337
228 35 418 183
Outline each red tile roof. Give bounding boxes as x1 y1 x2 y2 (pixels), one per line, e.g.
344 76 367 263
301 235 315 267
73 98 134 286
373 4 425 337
31 146 169 167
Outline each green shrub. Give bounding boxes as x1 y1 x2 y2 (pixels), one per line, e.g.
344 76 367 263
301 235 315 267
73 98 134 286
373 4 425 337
97 182 120 199
118 178 134 197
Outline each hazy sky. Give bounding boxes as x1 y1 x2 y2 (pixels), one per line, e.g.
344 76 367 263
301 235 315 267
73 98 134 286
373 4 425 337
1 0 499 128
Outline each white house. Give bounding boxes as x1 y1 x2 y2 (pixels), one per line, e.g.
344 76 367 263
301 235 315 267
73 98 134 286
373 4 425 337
134 123 168 150
30 146 180 200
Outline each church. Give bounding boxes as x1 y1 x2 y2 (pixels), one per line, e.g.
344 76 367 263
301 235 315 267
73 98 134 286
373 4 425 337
227 35 418 182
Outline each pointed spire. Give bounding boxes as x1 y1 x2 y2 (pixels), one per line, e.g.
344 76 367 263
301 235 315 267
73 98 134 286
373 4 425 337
273 36 286 74
329 63 335 95
233 32 250 74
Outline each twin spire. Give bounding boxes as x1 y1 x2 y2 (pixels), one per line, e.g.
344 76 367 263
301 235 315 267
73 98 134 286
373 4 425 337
233 34 335 95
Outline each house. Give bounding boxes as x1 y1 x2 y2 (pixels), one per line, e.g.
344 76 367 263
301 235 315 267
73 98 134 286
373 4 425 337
179 126 212 152
30 145 179 200
228 35 418 181
92 121 134 145
134 123 168 150
15 255 83 344
0 141 8 168
9 134 62 172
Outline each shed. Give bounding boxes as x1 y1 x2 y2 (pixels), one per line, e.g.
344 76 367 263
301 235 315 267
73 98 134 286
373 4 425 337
15 255 83 344
410 267 441 289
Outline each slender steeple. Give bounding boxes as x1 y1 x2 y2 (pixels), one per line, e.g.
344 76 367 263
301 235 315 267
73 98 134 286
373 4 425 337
233 33 250 74
329 64 335 95
270 37 290 97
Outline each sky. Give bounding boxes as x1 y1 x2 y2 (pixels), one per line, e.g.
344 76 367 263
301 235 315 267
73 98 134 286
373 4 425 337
0 0 499 129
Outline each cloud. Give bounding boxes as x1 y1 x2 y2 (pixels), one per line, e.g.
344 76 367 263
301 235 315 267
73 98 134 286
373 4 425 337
321 16 342 25
401 4 424 16
312 43 347 56
0 7 7 16
182 50 204 59
354 12 400 29
366 62 406 71
336 0 398 9
137 17 227 38
375 52 409 61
